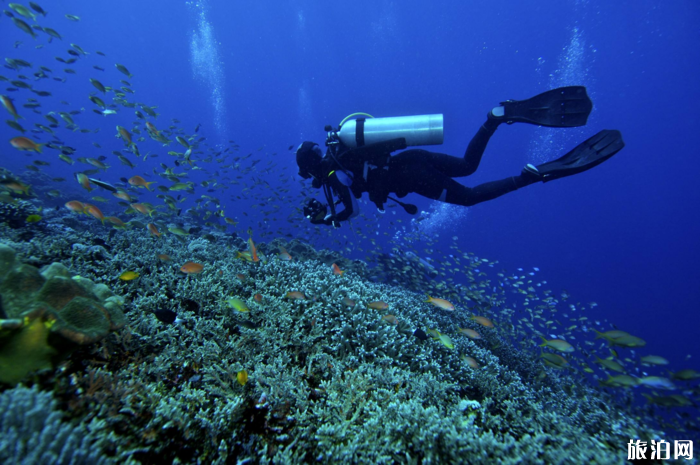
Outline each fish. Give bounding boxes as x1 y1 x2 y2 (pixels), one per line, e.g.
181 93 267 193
247 237 260 262
461 355 480 369
116 125 134 146
128 175 155 191
342 298 356 307
470 316 494 328
25 214 41 223
671 369 700 381
600 374 639 388
10 3 37 20
639 355 669 366
541 353 569 369
278 246 292 261
382 314 398 325
12 17 37 38
285 291 306 300
539 335 574 353
75 173 93 192
157 254 172 262
105 216 127 229
433 331 454 349
642 394 693 408
424 295 454 311
457 328 481 339
180 262 204 274
115 63 132 77
29 3 47 17
10 136 42 152
42 27 62 40
168 226 189 235
6 120 25 133
147 223 162 237
119 271 140 281
88 178 117 192
83 203 105 223
638 376 676 390
225 298 250 313
154 309 178 324
594 356 625 373
331 263 344 276
237 370 248 386
1 95 21 120
367 301 389 310
64 200 85 213
413 328 428 341
253 294 263 303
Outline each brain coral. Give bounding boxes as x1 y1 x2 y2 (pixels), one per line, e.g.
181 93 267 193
0 242 125 385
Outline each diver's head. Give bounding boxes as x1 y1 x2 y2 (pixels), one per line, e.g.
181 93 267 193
296 141 323 179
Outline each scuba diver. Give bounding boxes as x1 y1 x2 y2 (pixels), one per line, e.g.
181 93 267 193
296 86 624 227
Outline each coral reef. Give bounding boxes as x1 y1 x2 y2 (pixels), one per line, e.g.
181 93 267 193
0 243 125 385
0 385 115 464
0 224 671 463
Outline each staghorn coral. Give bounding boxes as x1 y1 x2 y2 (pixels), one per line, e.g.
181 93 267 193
0 242 125 385
0 385 115 464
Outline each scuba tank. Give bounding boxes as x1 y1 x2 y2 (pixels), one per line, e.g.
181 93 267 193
335 114 443 148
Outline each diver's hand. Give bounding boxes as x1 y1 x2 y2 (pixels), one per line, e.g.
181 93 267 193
324 215 341 228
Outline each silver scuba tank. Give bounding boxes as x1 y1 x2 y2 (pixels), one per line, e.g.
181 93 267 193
337 114 443 148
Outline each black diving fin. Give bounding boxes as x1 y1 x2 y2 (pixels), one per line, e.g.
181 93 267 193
388 196 418 215
500 86 593 128
536 129 624 182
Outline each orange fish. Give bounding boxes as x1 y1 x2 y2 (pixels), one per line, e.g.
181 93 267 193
332 263 344 276
64 200 85 213
1 95 21 120
157 254 172 262
180 261 204 274
425 295 454 311
461 356 480 369
130 203 155 216
147 223 161 237
87 158 109 170
285 291 306 300
2 180 31 195
10 136 42 153
236 273 247 281
116 125 134 146
254 293 263 303
367 301 389 310
470 316 494 328
83 203 105 223
128 175 155 191
458 328 482 339
112 190 134 202
105 216 127 229
248 237 259 262
75 173 93 192
382 314 398 325
278 246 292 261
145 121 159 136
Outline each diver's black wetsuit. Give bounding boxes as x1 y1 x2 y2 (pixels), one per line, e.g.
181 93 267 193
311 116 537 225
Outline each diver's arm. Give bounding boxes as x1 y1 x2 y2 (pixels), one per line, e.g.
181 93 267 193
330 182 355 223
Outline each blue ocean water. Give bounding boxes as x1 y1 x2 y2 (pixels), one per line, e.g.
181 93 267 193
1 0 699 439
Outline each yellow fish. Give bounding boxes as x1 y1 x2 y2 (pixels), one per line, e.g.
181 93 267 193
119 271 139 281
225 298 250 313
237 370 248 386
